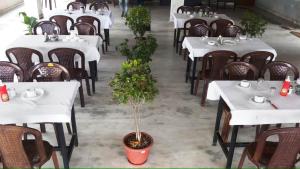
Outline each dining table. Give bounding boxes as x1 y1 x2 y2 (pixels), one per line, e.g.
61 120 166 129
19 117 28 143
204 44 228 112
0 81 80 169
182 37 277 94
211 80 300 168
45 9 113 45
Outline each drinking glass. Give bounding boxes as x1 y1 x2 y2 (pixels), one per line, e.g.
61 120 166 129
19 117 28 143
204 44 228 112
257 78 265 90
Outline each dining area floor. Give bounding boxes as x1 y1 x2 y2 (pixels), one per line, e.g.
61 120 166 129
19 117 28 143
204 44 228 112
1 1 300 168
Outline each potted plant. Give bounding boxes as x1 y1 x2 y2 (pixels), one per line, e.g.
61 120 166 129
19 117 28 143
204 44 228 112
110 59 158 165
119 35 158 63
126 6 151 38
19 12 38 35
240 11 267 38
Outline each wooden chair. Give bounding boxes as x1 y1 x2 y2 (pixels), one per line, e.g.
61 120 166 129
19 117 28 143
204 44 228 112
0 125 59 168
67 1 85 10
6 47 43 81
76 15 107 52
240 51 274 75
75 0 87 6
0 61 24 82
238 127 300 169
89 2 109 10
210 19 233 37
33 21 60 35
261 61 299 80
194 50 237 106
50 15 74 35
48 48 91 107
222 25 243 37
71 22 97 35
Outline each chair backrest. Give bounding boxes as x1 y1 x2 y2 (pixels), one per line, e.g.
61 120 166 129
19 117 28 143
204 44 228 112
89 2 109 10
177 6 194 14
202 50 238 80
71 22 97 35
193 6 214 13
75 0 87 5
0 125 47 168
48 48 85 69
6 47 43 81
0 61 24 82
210 19 234 37
261 61 299 80
76 16 101 35
183 19 208 37
29 62 70 82
33 21 61 35
50 15 74 35
188 24 210 37
222 25 243 37
241 51 274 74
220 61 259 80
253 127 300 168
67 2 84 10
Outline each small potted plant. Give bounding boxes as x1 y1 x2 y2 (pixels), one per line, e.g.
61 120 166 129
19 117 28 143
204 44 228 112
110 59 158 165
240 11 267 38
19 12 38 35
119 34 158 63
126 6 151 38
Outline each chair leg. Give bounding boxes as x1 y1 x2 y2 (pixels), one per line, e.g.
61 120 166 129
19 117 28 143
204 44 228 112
79 82 85 107
91 76 96 94
176 29 181 53
85 77 91 96
173 29 177 47
201 80 209 106
194 72 201 95
238 149 247 169
66 123 72 134
51 151 59 169
40 124 46 133
102 44 105 54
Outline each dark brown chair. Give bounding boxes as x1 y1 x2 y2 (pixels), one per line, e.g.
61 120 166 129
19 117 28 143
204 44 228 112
0 61 24 82
188 24 210 37
177 18 208 54
220 62 259 80
241 51 274 75
261 61 299 80
33 21 60 35
48 48 91 107
222 25 243 37
29 62 70 82
71 22 97 35
6 47 43 81
238 127 300 169
76 15 107 52
0 125 59 168
67 1 84 10
210 19 234 37
194 50 238 106
50 15 74 35
89 2 109 10
177 6 194 14
75 0 87 6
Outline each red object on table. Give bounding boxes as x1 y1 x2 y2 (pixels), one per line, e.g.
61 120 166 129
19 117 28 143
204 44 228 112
0 85 9 102
280 76 291 96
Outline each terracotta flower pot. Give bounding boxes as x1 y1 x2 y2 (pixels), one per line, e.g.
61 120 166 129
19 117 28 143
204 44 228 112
123 132 153 165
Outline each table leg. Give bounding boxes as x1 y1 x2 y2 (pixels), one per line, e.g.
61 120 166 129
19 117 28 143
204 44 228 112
49 0 52 10
71 106 78 147
89 61 97 93
173 29 177 47
176 28 180 53
226 125 239 169
54 123 69 169
185 56 191 83
213 97 224 146
190 57 198 95
104 29 110 46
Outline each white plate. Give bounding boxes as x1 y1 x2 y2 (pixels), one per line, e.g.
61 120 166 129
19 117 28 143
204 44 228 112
237 83 251 88
223 40 237 45
249 97 266 104
21 88 45 101
208 41 216 46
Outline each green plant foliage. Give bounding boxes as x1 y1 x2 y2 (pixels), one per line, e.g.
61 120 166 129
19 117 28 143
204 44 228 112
19 12 38 35
126 6 151 37
119 35 158 63
240 11 267 37
110 59 158 105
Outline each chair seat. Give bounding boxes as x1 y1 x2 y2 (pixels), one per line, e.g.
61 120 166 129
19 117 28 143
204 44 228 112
23 140 53 166
246 141 278 166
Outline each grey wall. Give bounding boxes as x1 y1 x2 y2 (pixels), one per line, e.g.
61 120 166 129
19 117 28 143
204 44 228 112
255 0 300 25
0 0 23 15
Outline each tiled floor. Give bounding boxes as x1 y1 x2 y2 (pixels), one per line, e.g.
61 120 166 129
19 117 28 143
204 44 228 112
1 1 300 168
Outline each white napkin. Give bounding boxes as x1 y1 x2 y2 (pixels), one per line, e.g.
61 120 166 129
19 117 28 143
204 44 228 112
13 74 18 83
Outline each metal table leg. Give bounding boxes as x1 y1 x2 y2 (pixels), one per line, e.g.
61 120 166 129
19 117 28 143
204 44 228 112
54 123 69 169
190 57 198 95
71 106 78 147
185 56 191 83
213 97 224 145
104 29 110 46
226 125 239 169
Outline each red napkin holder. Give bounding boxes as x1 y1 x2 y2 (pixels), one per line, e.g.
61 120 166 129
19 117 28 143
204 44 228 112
0 85 9 102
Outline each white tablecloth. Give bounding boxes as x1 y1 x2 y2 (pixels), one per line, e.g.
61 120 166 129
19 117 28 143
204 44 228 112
45 9 113 29
211 81 300 125
172 13 234 29
0 82 80 124
182 37 277 61
6 35 101 68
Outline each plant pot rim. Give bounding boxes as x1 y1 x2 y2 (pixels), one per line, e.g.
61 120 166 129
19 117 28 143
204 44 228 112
123 132 153 150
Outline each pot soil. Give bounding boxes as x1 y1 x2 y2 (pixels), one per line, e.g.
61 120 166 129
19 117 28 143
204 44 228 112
123 132 153 165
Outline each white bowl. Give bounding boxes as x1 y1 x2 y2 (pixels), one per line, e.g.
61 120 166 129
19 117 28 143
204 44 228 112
253 95 266 103
208 41 216 46
239 35 247 40
240 80 250 88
